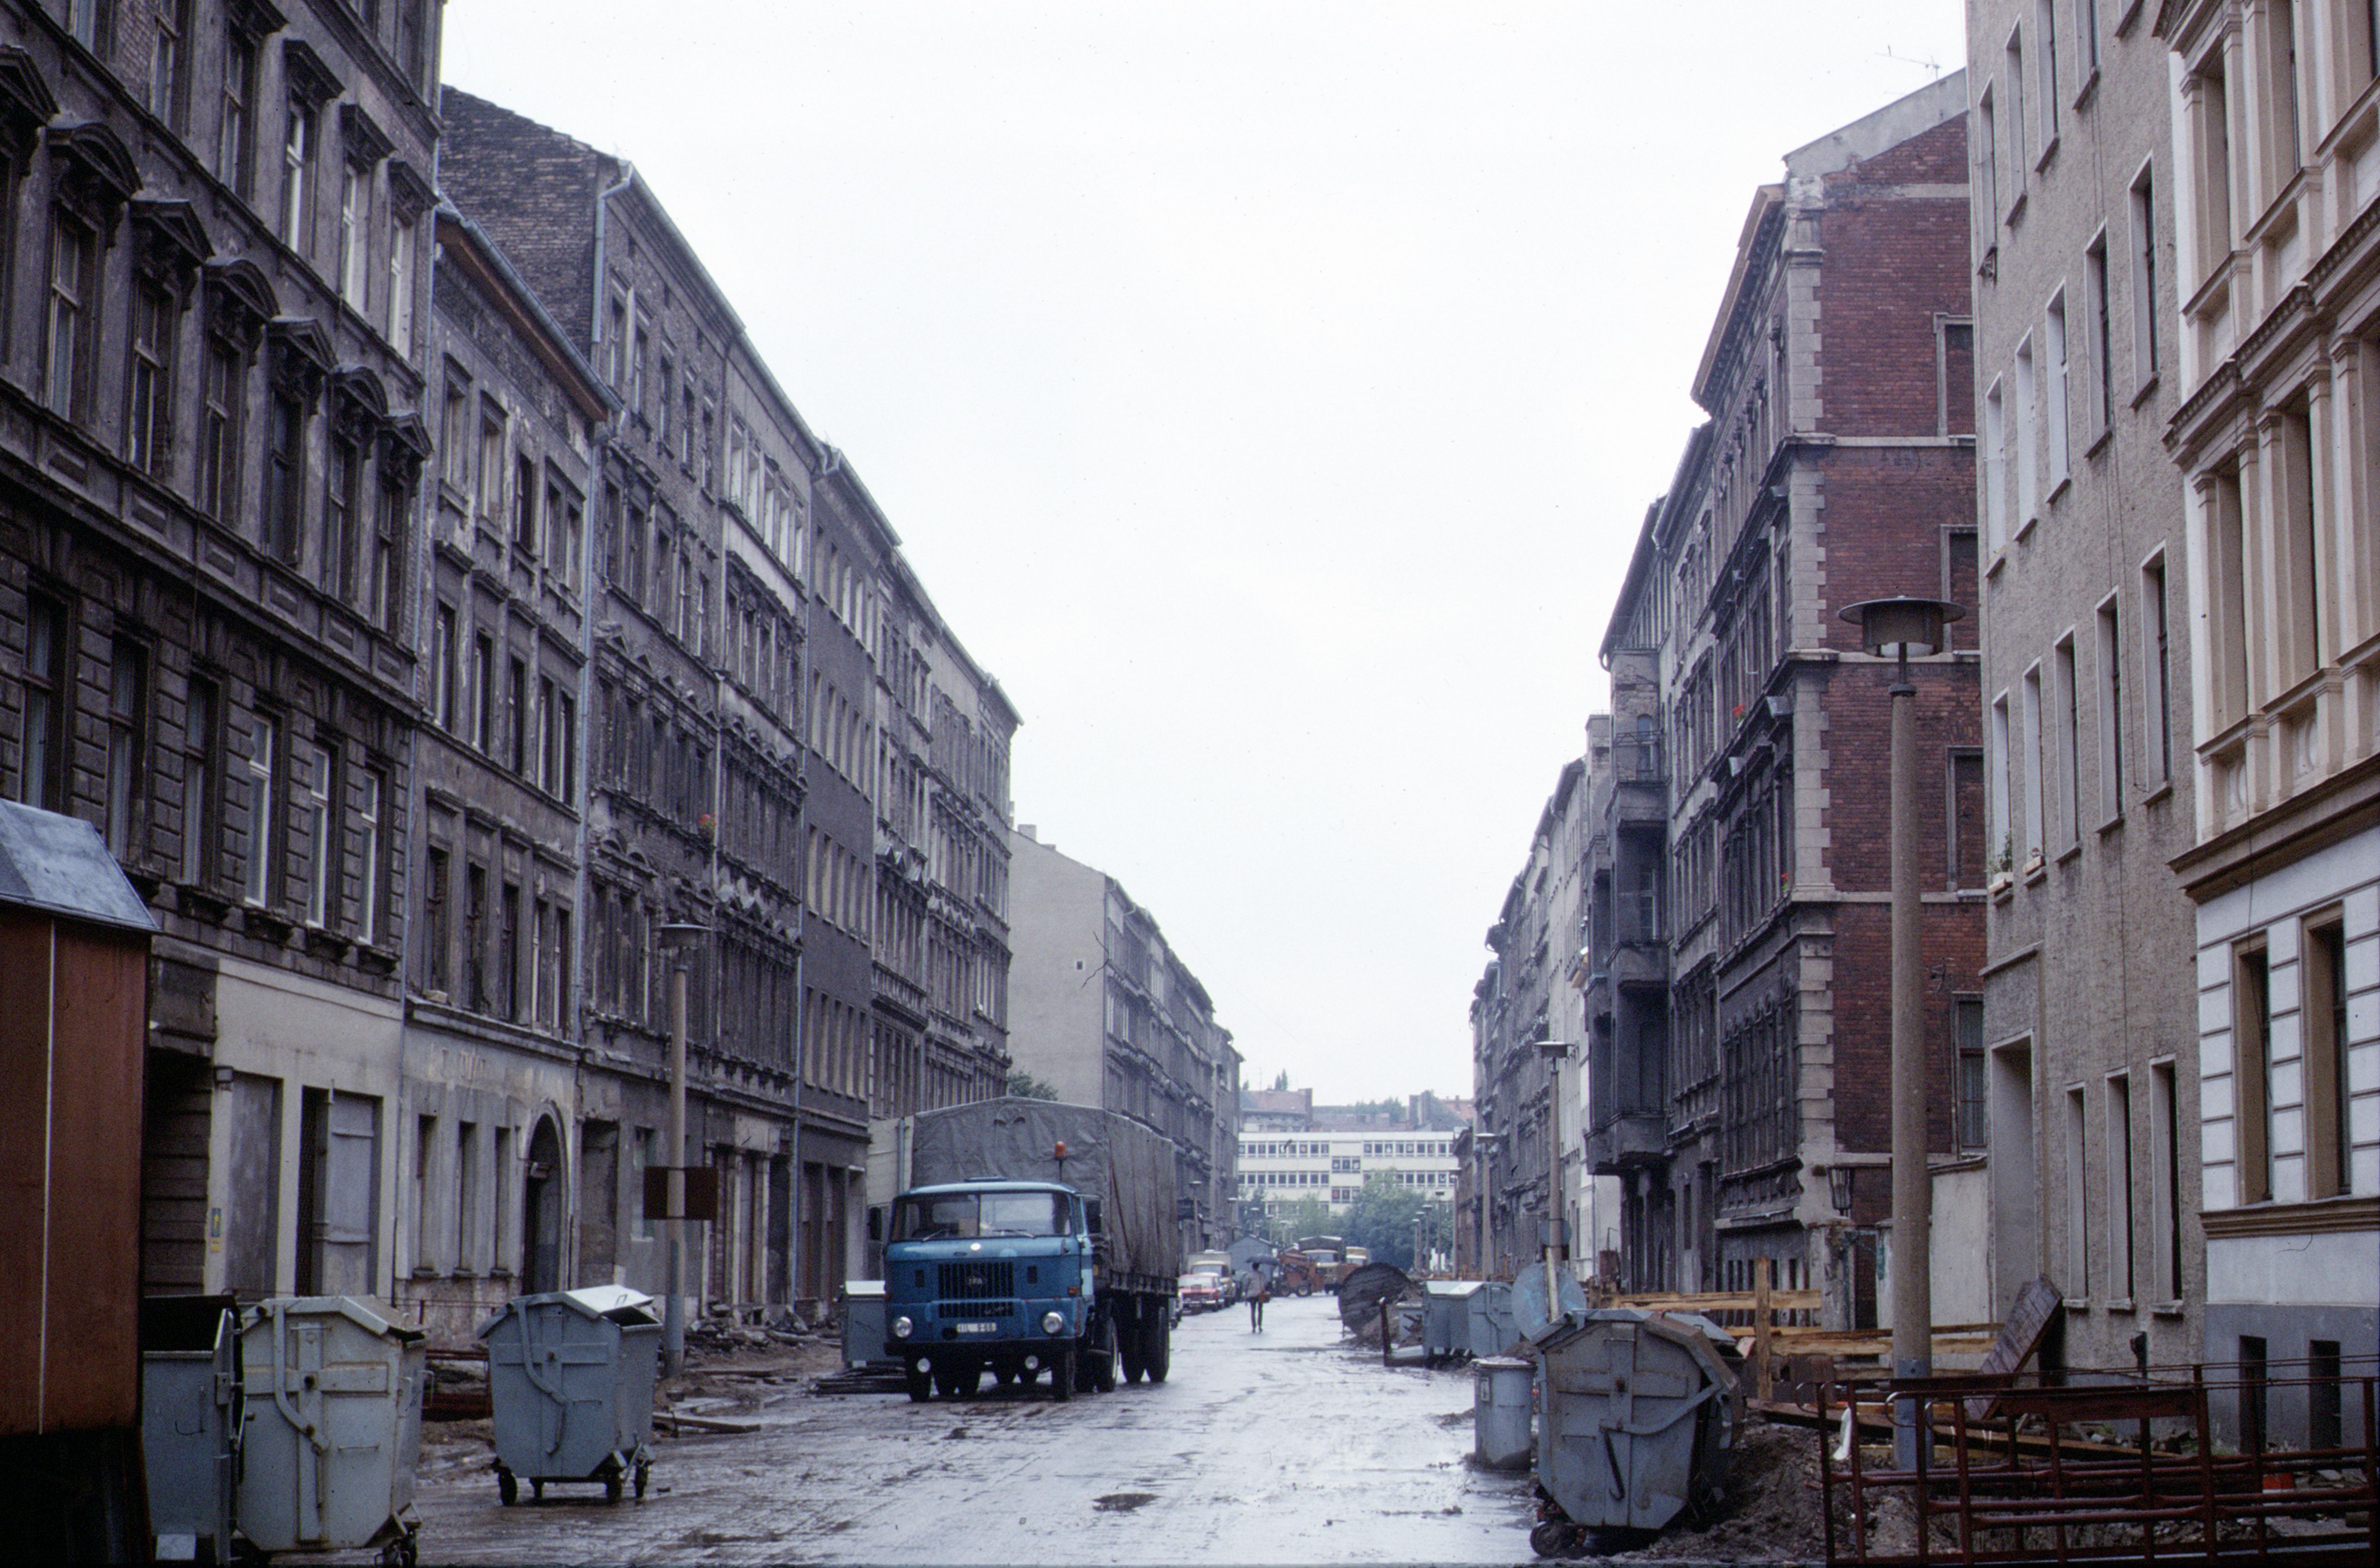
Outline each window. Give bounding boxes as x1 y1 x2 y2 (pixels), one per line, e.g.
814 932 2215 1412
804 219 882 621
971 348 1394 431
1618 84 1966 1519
2190 52 2233 281
499 882 521 1022
423 844 450 994
66 0 107 52
302 740 334 926
2007 27 2030 176
2036 1 2060 144
1939 319 1974 436
2303 919 2349 1199
2014 334 2040 523
324 433 360 601
513 453 536 552
2144 554 2174 786
473 633 495 753
336 161 368 312
279 100 314 254
386 212 415 354
2095 598 2124 820
2054 635 2081 849
2021 665 2045 862
2207 468 2250 729
200 340 241 518
151 2 190 130
477 409 505 526
507 656 527 775
1957 996 1988 1150
2259 0 2301 187
2107 1072 2134 1302
106 639 146 855
243 713 278 906
2150 1060 2181 1301
1949 748 1986 889
371 480 403 632
2064 1084 2089 1294
19 597 68 813
218 27 256 195
2129 165 2159 381
125 285 172 476
538 676 558 793
2085 235 2114 436
2045 292 2070 486
46 220 93 418
2311 1339 2344 1452
2274 401 2324 687
182 678 217 884
2082 0 2100 74
1983 379 2009 551
1978 85 2002 230
356 767 382 945
265 388 305 563
2235 944 2273 1204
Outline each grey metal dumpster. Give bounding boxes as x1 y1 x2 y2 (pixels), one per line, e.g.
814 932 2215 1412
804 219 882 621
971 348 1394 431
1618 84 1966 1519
237 1296 425 1564
1425 1281 1480 1364
1473 1355 1535 1469
842 1281 887 1369
479 1285 660 1504
1471 1281 1517 1357
142 1295 241 1562
1524 1308 1743 1555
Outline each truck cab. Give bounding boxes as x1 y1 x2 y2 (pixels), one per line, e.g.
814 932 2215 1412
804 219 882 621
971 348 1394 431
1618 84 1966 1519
882 1179 1107 1401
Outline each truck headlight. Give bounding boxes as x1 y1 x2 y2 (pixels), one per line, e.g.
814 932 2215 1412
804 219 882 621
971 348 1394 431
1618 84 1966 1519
892 1315 914 1339
1042 1311 1066 1336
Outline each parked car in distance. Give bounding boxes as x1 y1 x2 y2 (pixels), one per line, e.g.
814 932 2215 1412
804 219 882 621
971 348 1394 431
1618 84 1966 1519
1185 1251 1237 1302
1177 1273 1225 1314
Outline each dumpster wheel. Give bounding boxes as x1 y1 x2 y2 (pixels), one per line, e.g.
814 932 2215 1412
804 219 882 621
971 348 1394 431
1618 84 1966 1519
635 1456 651 1498
376 1524 421 1568
497 1463 518 1506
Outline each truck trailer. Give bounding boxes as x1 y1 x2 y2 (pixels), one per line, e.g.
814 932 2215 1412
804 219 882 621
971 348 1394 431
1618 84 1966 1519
883 1099 1179 1401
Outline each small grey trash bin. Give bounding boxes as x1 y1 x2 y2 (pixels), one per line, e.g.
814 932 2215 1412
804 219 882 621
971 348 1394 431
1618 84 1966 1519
842 1281 887 1369
1473 1356 1535 1469
142 1296 241 1562
237 1296 425 1562
479 1285 661 1504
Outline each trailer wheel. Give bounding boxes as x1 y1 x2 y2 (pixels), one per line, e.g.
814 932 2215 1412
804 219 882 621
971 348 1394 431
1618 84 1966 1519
1144 1311 1170 1384
905 1363 932 1403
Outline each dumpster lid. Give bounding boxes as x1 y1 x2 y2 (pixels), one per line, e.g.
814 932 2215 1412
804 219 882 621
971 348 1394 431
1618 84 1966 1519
0 799 158 932
246 1295 427 1342
1424 1279 1486 1299
1512 1259 1590 1344
844 1280 886 1301
477 1284 660 1337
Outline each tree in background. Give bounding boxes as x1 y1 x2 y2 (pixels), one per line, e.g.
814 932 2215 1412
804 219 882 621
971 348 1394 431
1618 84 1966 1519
1341 1172 1428 1270
1006 1069 1060 1100
1272 1070 1289 1091
1265 1195 1334 1247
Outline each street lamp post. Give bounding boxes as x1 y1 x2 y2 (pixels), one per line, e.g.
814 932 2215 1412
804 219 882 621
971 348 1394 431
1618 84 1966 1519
657 921 709 1377
1840 596 1961 1470
1534 1040 1575 1292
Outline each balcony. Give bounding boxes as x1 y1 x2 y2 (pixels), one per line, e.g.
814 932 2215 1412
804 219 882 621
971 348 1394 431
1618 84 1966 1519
1609 736 1667 824
1586 1110 1668 1174
1606 941 1666 991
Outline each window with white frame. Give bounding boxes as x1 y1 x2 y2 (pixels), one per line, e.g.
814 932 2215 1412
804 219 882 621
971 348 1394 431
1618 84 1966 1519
1983 378 2009 551
2045 291 2071 487
2095 596 2124 821
2021 664 2045 862
244 713 279 906
2055 633 2081 849
2128 164 2159 383
304 739 335 926
2085 234 2114 437
2014 335 2040 524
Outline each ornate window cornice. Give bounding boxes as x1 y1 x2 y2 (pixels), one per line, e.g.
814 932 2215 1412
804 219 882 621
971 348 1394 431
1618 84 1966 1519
340 102 392 168
282 40 341 110
266 317 333 401
0 46 59 156
47 121 140 226
130 199 210 295
205 258 278 348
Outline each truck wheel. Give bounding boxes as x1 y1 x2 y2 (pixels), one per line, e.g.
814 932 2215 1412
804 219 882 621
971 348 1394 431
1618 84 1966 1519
1119 1303 1147 1384
935 1362 977 1400
906 1363 932 1403
1051 1346 1075 1402
1297 1282 1313 1297
1145 1312 1171 1384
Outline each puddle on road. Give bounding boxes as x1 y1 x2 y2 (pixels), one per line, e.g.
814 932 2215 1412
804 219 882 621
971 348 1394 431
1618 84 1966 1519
1094 1492 1158 1512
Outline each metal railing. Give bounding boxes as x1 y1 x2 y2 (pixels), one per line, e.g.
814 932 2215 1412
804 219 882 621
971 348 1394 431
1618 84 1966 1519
1818 1361 2379 1565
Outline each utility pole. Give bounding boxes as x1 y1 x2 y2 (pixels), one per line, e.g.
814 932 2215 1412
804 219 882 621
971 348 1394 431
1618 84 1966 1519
1535 1040 1574 1293
1842 598 1960 1471
658 921 708 1377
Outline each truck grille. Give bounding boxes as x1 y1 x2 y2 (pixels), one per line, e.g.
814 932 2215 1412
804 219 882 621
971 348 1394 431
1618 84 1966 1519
937 1260 1016 1317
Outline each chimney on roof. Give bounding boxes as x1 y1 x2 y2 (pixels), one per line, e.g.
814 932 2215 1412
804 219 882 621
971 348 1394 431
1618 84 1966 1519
1018 824 1037 841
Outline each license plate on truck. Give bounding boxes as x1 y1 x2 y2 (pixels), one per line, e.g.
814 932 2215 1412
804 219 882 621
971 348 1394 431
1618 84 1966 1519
955 1321 998 1334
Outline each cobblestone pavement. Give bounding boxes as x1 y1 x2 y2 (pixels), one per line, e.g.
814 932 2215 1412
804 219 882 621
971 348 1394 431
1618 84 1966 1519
299 1292 1543 1564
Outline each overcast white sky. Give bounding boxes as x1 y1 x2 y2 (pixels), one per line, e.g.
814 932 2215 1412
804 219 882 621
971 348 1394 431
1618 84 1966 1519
445 3 1971 1104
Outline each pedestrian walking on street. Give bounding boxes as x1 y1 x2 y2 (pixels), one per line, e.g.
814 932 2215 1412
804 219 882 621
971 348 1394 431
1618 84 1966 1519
1248 1276 1269 1331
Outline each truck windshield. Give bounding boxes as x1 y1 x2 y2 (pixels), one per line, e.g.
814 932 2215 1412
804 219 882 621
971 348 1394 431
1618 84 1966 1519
891 1191 1069 1241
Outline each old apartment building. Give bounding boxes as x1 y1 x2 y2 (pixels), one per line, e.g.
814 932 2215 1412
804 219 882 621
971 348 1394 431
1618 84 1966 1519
2150 0 2380 1442
0 6 1023 1339
0 0 443 1304
1005 825 1240 1254
1960 0 2205 1376
1579 75 1985 1323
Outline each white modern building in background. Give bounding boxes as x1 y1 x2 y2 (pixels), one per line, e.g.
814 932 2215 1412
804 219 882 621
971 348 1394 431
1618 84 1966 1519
1237 1132 1460 1214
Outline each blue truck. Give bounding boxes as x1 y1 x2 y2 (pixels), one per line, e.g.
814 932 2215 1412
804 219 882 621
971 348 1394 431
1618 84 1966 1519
883 1099 1180 1402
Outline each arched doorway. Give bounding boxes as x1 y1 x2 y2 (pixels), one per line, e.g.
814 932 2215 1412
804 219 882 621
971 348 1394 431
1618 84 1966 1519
522 1116 565 1295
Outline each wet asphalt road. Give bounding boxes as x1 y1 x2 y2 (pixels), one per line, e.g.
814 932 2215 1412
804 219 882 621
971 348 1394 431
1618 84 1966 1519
398 1293 1539 1564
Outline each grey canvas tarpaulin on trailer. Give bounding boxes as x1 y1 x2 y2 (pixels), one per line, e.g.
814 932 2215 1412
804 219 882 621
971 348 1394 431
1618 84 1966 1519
907 1099 1180 1288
